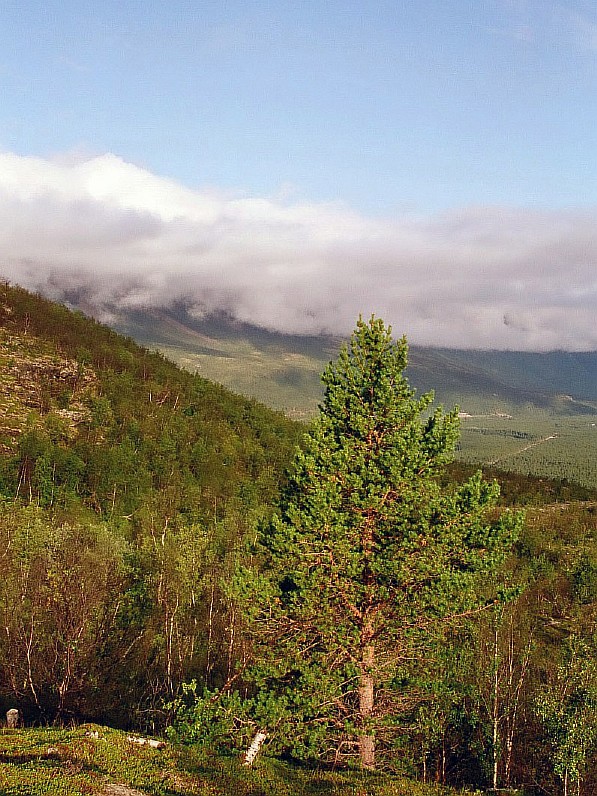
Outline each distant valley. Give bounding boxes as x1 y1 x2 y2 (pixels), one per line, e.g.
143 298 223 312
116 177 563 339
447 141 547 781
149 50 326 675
112 305 597 417
111 305 597 487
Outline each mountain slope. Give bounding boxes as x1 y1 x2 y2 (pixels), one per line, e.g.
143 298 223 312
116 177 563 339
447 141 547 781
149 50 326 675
110 305 597 416
0 284 300 511
0 283 303 724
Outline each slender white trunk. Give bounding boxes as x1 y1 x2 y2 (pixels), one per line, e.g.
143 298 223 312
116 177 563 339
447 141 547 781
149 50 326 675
227 606 236 680
206 581 215 686
26 614 41 709
492 624 500 790
243 731 267 766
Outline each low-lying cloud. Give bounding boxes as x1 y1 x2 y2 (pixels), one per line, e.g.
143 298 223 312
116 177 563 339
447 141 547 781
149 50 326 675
1 151 596 351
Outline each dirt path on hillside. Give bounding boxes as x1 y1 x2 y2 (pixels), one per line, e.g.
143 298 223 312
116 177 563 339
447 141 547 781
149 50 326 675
485 434 558 467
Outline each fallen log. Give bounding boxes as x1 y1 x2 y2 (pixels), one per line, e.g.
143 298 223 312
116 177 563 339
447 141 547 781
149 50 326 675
243 731 267 766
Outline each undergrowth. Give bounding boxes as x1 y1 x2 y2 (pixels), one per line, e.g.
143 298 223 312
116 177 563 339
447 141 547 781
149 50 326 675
0 725 479 796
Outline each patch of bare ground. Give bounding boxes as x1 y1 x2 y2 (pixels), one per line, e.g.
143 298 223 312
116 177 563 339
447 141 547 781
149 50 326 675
0 327 98 451
102 770 203 795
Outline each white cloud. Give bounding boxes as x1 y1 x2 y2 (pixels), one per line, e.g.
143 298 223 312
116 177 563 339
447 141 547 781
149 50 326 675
1 151 596 351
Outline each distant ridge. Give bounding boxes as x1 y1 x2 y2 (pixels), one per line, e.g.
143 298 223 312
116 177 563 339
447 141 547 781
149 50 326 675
109 305 597 416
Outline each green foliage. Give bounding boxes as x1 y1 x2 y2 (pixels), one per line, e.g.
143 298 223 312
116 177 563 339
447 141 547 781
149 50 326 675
0 725 481 796
166 681 255 753
536 636 597 792
2 284 597 792
0 500 130 721
572 554 597 605
219 318 520 768
0 282 301 725
0 283 300 520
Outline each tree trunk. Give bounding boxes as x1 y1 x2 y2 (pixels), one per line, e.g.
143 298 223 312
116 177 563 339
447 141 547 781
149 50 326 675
358 642 375 769
492 624 500 790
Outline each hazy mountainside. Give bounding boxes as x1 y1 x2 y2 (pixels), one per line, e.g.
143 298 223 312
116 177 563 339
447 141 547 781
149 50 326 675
111 306 338 419
110 306 597 489
407 348 597 411
111 305 597 417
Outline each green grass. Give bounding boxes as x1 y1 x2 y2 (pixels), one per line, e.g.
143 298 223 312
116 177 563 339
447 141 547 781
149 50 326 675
0 726 483 796
0 725 183 795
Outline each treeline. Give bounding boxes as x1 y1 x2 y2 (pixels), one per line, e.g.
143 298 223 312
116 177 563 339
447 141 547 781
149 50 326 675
397 498 597 792
0 284 595 793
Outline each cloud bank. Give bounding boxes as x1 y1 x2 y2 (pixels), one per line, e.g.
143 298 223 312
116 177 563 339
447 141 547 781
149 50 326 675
1 151 596 351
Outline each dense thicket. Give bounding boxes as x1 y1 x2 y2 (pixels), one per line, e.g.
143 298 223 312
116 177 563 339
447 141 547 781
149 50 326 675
0 284 595 794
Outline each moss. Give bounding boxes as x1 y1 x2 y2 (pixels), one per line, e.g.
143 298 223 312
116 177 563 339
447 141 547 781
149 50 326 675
0 727 478 796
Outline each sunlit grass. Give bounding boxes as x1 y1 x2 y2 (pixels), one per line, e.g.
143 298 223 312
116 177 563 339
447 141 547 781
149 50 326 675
0 726 479 796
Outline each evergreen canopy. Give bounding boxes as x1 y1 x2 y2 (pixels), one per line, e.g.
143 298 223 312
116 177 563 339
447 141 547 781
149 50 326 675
231 318 520 767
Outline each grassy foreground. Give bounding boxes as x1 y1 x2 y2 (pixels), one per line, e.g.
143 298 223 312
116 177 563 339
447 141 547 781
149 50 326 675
0 725 479 796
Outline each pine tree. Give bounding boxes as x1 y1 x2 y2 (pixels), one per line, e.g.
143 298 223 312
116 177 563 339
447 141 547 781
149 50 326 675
236 317 521 769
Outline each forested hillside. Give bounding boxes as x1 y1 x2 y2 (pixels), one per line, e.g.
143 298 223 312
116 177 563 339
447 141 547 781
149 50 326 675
0 284 595 795
0 281 300 726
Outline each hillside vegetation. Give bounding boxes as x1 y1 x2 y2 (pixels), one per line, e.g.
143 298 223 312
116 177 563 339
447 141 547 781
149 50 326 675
0 282 300 726
113 306 597 486
0 284 595 795
0 724 477 796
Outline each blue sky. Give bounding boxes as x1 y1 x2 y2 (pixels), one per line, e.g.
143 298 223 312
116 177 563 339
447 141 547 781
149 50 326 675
1 1 596 349
2 0 596 213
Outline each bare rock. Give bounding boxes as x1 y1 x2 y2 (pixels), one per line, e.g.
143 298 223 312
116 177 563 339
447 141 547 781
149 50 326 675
6 708 19 728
